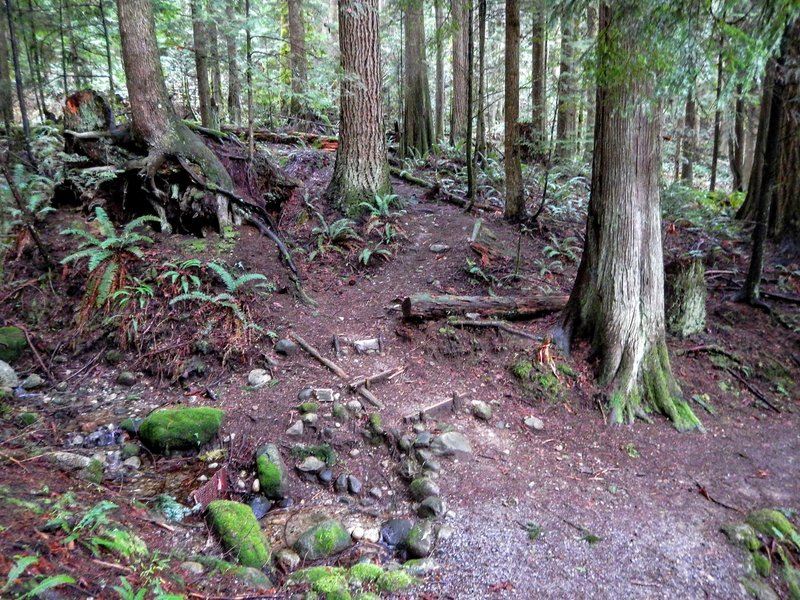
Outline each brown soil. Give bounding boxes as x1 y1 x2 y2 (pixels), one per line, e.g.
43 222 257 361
1 146 798 599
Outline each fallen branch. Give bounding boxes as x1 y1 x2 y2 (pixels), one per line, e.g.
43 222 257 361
389 166 493 211
348 366 406 390
221 125 336 146
450 319 542 341
725 367 781 413
402 293 568 320
290 334 348 379
761 290 800 305
9 322 54 381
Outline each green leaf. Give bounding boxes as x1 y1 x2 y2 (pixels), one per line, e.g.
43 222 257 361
4 556 38 591
96 262 120 307
21 574 75 599
207 262 236 293
87 250 113 272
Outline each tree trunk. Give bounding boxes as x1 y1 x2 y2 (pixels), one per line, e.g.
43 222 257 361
555 15 576 162
99 0 114 98
767 18 800 246
737 64 775 222
583 5 596 161
475 0 486 158
0 3 13 133
555 3 701 432
681 88 697 185
5 0 31 147
225 1 242 125
465 0 475 203
117 0 234 229
23 0 45 120
709 41 724 193
449 0 468 144
208 18 223 124
401 0 432 157
287 0 308 118
729 84 745 192
434 0 444 141
529 0 545 161
504 0 523 222
327 0 391 213
191 0 214 128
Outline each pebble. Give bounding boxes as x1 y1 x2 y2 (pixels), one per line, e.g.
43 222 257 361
248 496 273 519
471 400 493 421
298 387 315 402
351 526 365 540
347 475 363 495
252 479 261 493
286 421 304 436
297 456 325 473
122 456 141 470
364 528 380 543
276 497 294 509
116 371 136 387
276 548 300 571
318 469 333 484
180 561 205 575
274 339 298 355
334 474 349 494
247 369 271 388
524 415 545 431
429 243 450 253
347 400 363 413
301 413 319 425
369 487 382 499
21 374 44 389
418 496 446 518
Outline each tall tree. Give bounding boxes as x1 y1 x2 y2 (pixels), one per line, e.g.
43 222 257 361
225 0 242 124
328 0 391 212
287 0 309 118
191 0 215 128
434 0 444 141
709 38 724 192
401 0 432 157
117 0 235 228
729 84 745 192
680 88 697 185
555 2 701 432
208 17 223 123
449 0 467 143
737 65 774 223
475 0 486 158
0 3 12 133
5 0 31 148
504 0 523 222
555 15 576 161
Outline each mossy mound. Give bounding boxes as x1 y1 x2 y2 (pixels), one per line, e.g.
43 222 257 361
256 444 288 499
511 358 565 401
348 563 383 583
376 569 417 593
298 402 320 414
721 522 761 551
291 443 337 466
746 509 798 540
207 500 271 568
293 519 351 560
138 407 224 453
290 566 347 584
0 327 26 363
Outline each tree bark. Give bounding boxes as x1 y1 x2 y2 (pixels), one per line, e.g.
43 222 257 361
449 0 468 144
729 84 745 192
5 0 31 147
117 0 234 229
555 15 576 162
287 0 308 118
0 3 13 133
530 0 545 148
555 3 701 432
327 0 391 213
191 0 215 128
434 0 444 141
208 17 223 124
504 0 523 222
401 0 432 157
402 293 568 320
99 0 115 98
709 40 724 193
475 0 486 158
583 5 596 161
225 1 242 125
681 88 697 185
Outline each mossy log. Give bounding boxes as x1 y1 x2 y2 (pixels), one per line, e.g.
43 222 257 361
666 258 707 338
402 293 568 320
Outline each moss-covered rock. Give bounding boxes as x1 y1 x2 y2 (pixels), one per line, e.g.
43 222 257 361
784 566 800 600
741 577 780 600
207 500 271 568
289 566 347 584
80 458 104 484
17 412 39 427
348 562 383 583
753 551 772 577
293 519 351 560
256 443 288 499
298 402 320 414
746 509 797 539
192 555 273 587
312 574 350 599
721 522 761 551
138 407 224 453
0 327 26 363
376 569 417 593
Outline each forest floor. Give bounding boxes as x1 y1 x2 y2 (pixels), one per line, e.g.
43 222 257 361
1 143 799 599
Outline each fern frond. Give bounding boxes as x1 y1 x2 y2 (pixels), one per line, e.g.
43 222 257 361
61 247 99 265
92 207 116 238
95 262 119 307
87 249 113 272
123 214 160 232
207 262 237 293
231 273 269 291
170 291 213 304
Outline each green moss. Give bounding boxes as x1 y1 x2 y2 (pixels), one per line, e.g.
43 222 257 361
256 454 286 499
332 404 349 422
291 443 337 467
293 519 351 560
290 566 347 584
721 522 761 552
753 552 772 577
784 566 800 600
138 407 224 453
556 363 577 378
0 326 26 363
207 500 270 568
746 509 798 539
312 574 350 599
18 412 38 426
376 570 417 593
512 359 533 380
83 458 104 484
353 594 379 600
348 563 383 583
298 402 320 414
368 413 382 433
536 372 560 391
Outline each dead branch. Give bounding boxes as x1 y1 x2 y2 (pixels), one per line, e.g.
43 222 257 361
290 334 349 378
725 367 781 413
348 366 406 390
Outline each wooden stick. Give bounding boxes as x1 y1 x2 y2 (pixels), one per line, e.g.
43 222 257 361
402 293 568 320
355 387 383 409
726 368 781 413
348 366 406 390
10 322 54 380
450 319 542 341
290 334 349 378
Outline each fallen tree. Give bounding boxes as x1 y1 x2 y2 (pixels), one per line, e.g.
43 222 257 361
401 293 568 320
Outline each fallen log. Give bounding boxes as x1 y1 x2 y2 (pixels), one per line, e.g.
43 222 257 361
402 293 568 320
220 126 337 146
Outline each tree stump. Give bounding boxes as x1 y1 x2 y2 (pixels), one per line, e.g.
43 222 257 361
666 258 707 338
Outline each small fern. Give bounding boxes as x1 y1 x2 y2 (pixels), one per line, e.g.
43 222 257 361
206 261 273 294
359 243 393 266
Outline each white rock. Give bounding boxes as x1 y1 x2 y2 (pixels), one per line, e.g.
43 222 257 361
247 369 272 388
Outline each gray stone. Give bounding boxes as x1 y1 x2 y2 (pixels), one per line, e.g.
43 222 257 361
417 496 446 518
122 456 141 469
256 443 288 499
332 403 349 422
318 469 333 484
247 369 271 388
315 389 335 403
286 420 304 436
334 474 349 494
414 431 432 447
524 415 545 431
398 435 414 451
301 413 319 426
430 431 472 456
380 518 413 548
21 374 44 389
274 339 298 356
347 400 363 413
297 456 325 473
116 371 136 387
471 400 492 421
248 495 272 520
369 487 382 499
409 477 440 501
180 561 205 575
429 243 450 253
276 548 301 571
397 457 419 481
421 457 441 473
52 452 92 470
403 557 440 576
406 520 435 558
298 387 315 402
347 475 362 495
293 519 351 560
0 360 19 389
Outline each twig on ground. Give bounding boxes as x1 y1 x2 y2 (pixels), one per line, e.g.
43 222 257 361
725 367 781 413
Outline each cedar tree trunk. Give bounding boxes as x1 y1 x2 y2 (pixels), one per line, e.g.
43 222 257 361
191 0 215 128
225 0 242 124
681 88 697 185
555 15 576 161
504 0 523 222
0 6 13 133
434 0 444 141
450 0 468 143
402 0 433 157
327 0 391 213
555 3 702 432
287 0 309 117
530 0 545 146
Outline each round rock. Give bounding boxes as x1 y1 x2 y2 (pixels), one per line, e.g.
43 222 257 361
247 369 271 388
297 456 325 473
471 400 493 421
524 415 545 431
274 339 298 356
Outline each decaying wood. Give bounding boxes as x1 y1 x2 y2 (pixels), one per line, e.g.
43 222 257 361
725 367 781 413
355 387 383 409
403 393 463 423
348 366 406 390
450 319 542 341
221 126 337 146
402 293 568 320
388 166 494 211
